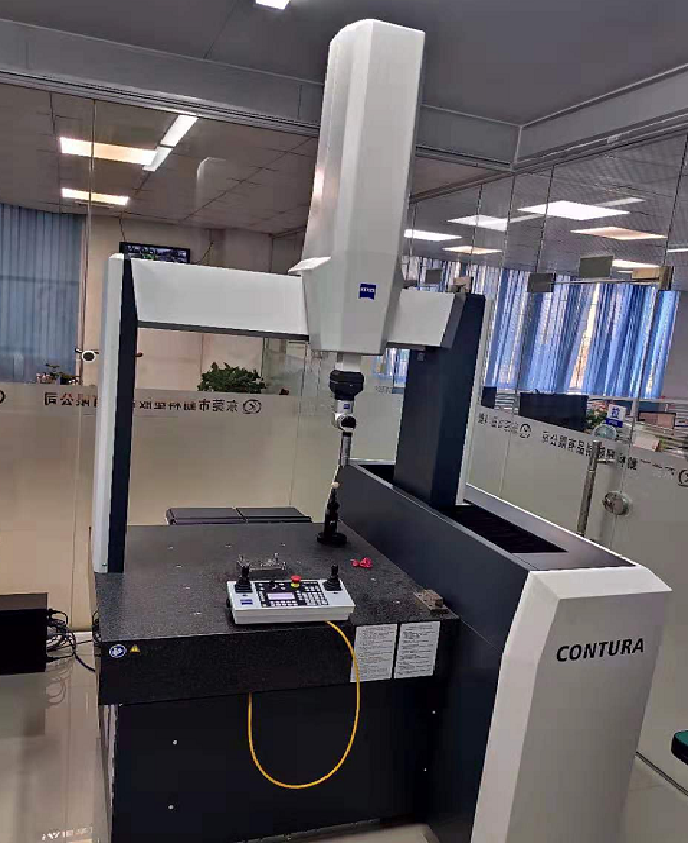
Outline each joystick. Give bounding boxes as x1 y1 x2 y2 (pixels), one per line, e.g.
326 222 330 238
235 563 252 593
324 564 342 592
317 483 347 547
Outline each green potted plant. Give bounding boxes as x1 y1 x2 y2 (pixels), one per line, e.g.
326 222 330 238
198 363 266 394
585 407 607 432
45 363 76 385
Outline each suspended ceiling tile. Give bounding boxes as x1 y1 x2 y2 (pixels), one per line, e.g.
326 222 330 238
196 214 269 230
122 210 188 225
291 138 319 157
94 100 175 139
0 130 55 154
248 218 296 234
130 193 200 211
411 159 491 195
0 0 234 58
49 92 94 122
413 190 482 230
199 121 309 153
191 156 263 184
223 183 301 213
270 205 310 225
5 0 688 125
247 167 313 195
0 84 51 114
266 152 317 178
91 167 145 195
178 135 284 168
205 199 276 222
55 115 97 143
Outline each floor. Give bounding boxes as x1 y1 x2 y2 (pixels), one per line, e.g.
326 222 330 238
1 647 688 843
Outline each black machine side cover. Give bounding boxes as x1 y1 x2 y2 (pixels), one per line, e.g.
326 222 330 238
393 293 485 511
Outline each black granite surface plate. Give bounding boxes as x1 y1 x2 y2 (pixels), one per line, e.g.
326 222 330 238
95 522 458 705
97 522 454 642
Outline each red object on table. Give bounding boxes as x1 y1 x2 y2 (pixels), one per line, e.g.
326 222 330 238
351 557 373 568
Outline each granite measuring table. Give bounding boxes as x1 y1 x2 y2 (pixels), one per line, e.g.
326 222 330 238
94 521 459 843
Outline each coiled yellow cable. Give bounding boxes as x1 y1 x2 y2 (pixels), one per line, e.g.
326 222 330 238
248 620 361 789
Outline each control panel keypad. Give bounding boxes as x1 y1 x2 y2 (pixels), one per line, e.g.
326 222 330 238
255 580 329 609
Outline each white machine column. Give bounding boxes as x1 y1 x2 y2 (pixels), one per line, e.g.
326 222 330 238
293 19 425 357
471 565 670 843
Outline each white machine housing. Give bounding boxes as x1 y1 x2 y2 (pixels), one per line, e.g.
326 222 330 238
92 19 446 579
293 20 424 355
90 17 671 843
129 257 457 350
471 564 669 843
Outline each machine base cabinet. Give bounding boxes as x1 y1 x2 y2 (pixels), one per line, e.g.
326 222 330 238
104 682 433 843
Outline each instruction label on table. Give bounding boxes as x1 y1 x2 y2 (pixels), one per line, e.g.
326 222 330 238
351 624 398 682
394 621 441 679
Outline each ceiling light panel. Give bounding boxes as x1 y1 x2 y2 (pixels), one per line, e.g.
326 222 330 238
60 137 156 166
612 260 659 269
571 227 666 241
160 115 198 148
404 229 460 241
448 214 508 231
444 246 502 255
144 146 173 173
256 0 290 7
605 197 644 206
509 214 543 224
667 247 688 253
62 188 129 206
519 200 630 220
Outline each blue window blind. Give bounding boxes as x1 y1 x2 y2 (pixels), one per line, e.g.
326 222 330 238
374 262 679 401
0 204 83 382
518 278 590 393
482 271 679 399
481 269 530 389
581 285 678 399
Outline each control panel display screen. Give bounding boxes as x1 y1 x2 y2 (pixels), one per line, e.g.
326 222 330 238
268 592 295 601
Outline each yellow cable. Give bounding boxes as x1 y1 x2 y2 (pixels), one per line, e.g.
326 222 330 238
248 620 360 789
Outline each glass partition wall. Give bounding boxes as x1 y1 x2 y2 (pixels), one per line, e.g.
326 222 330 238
0 86 95 632
0 80 408 632
0 81 321 628
423 134 688 788
3 73 688 788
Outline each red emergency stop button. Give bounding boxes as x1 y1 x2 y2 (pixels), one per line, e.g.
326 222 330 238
291 575 302 588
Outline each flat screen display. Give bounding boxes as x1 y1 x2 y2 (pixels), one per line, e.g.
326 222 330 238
119 242 191 263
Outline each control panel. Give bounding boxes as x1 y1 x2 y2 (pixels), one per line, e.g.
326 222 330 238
227 565 355 625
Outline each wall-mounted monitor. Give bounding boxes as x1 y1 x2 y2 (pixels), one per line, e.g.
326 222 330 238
119 242 190 264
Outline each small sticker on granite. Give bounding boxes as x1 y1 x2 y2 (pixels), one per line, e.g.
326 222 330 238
350 624 398 682
394 621 440 679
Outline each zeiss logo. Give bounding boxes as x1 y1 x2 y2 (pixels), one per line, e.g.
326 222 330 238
557 638 644 662
359 284 377 300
